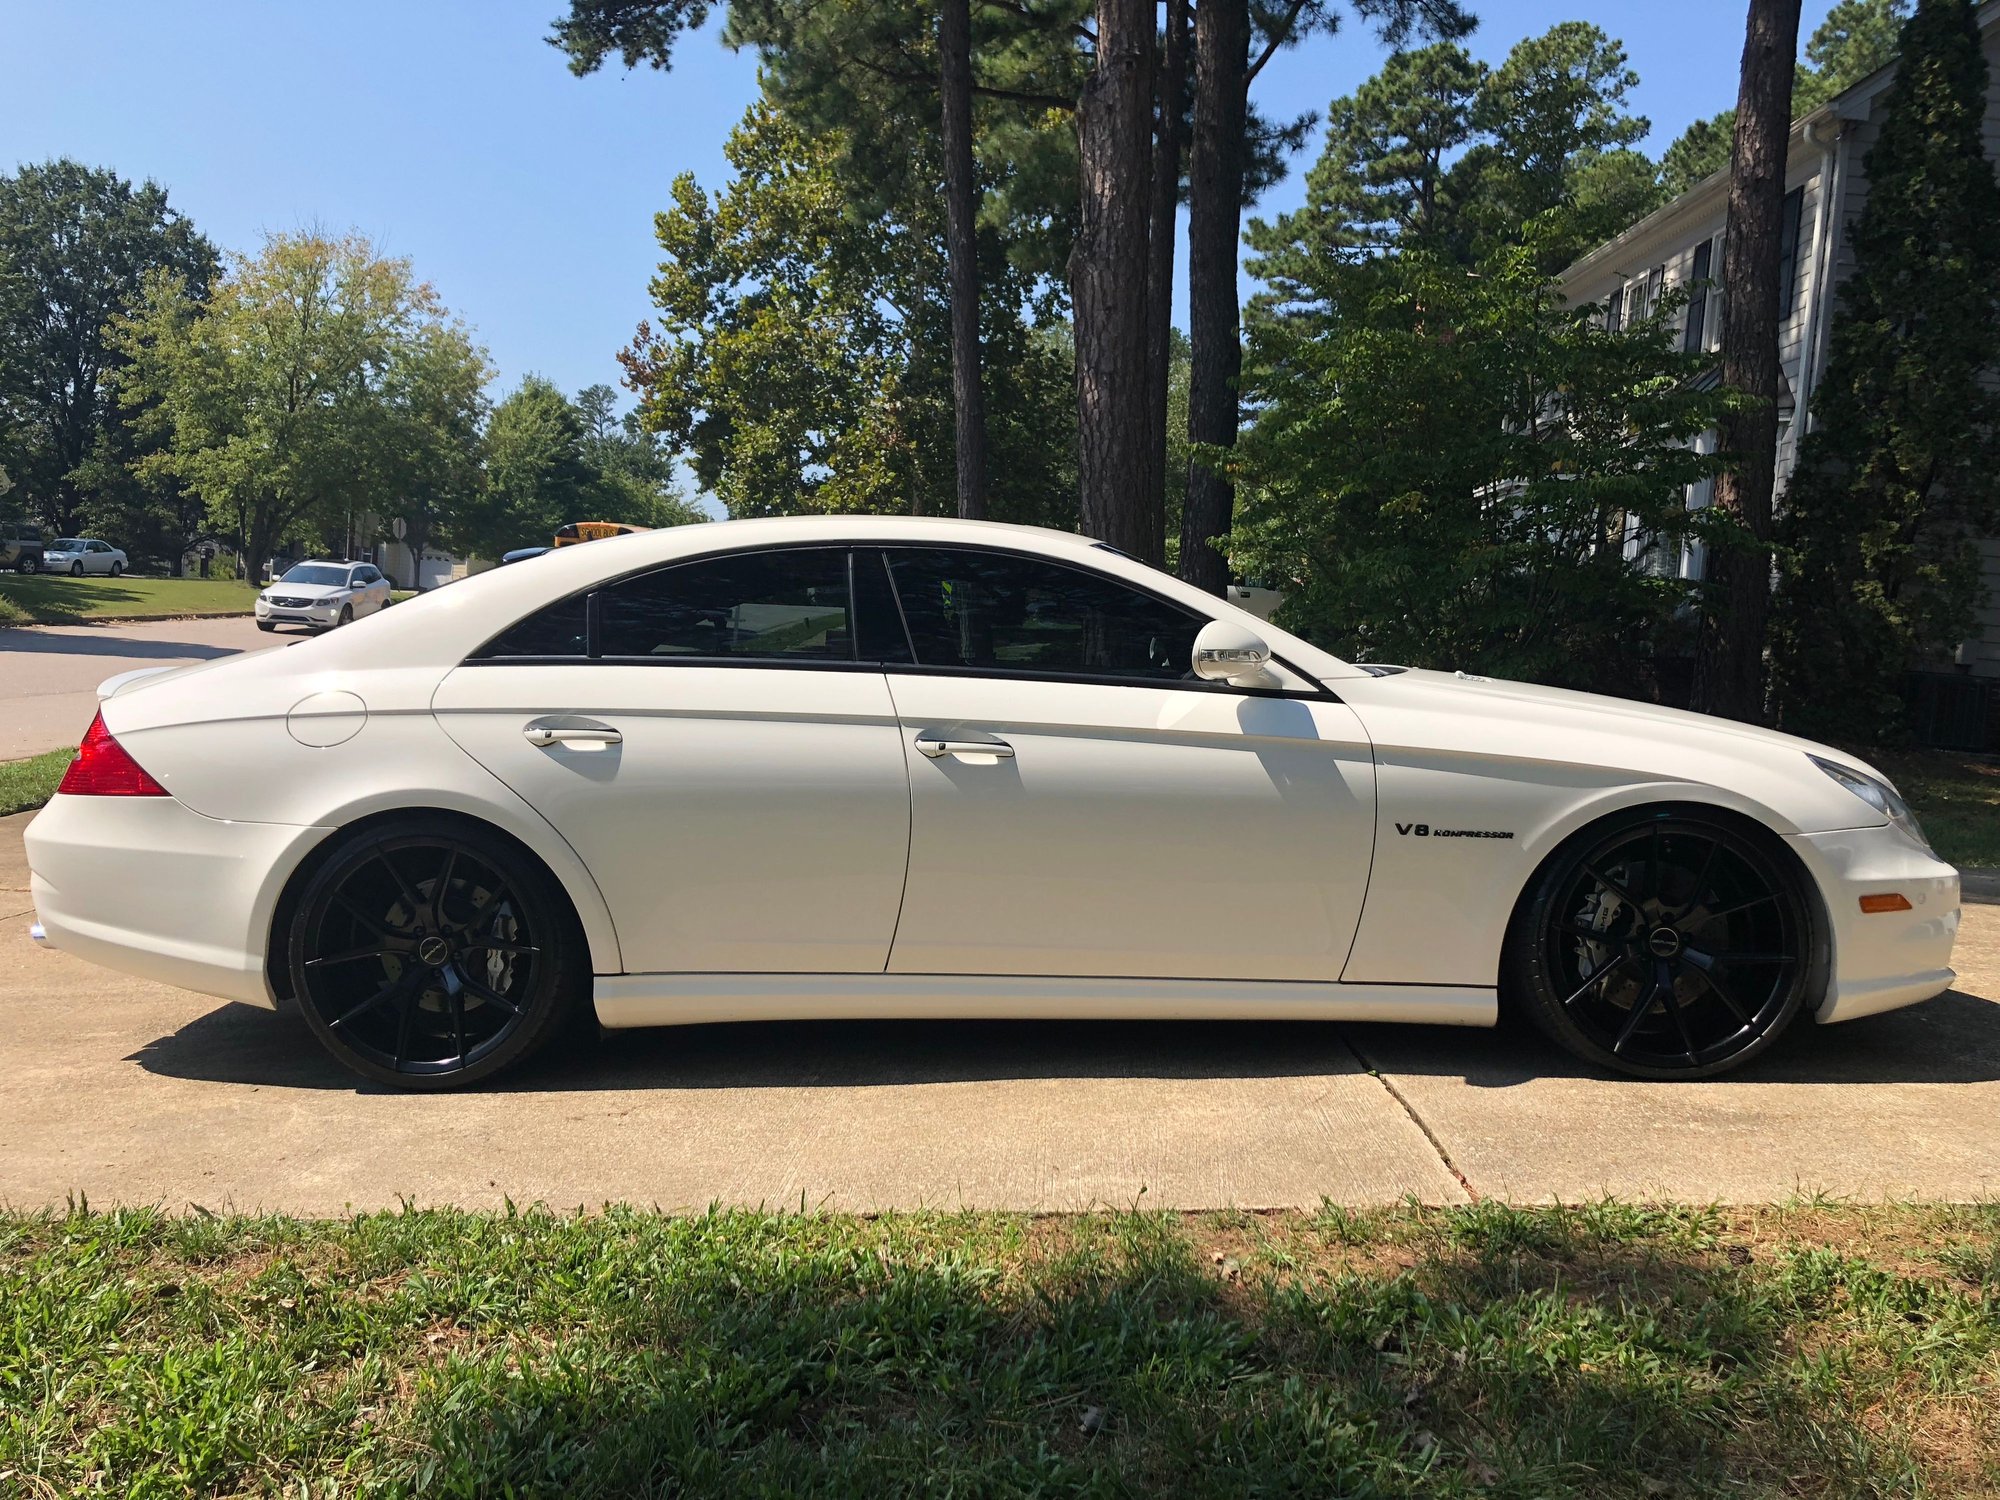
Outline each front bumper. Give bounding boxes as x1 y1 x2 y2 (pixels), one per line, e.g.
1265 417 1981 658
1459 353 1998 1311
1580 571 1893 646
255 596 342 626
1789 824 1960 1024
25 793 327 1009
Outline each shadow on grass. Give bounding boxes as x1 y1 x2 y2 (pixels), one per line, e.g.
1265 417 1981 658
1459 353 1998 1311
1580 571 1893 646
11 1204 1961 1495
128 985 2000 1093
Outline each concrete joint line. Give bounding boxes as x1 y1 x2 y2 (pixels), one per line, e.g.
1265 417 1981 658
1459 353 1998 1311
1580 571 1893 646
1338 1028 1478 1202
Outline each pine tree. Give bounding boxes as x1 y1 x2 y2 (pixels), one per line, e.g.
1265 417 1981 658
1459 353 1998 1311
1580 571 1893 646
1771 0 2000 741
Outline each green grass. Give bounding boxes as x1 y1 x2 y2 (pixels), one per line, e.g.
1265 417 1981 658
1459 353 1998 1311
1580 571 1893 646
1870 748 2000 867
4 1200 1997 1496
0 747 71 816
0 574 255 626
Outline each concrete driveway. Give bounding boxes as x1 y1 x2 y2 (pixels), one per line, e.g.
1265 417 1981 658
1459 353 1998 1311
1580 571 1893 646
0 615 289 759
4 808 1997 1214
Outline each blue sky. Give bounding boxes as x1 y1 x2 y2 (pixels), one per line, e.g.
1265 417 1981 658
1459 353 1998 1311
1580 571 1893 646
3 1 1840 406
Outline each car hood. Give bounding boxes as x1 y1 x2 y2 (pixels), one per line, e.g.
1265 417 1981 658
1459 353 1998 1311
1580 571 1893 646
1337 667 1895 836
266 581 348 599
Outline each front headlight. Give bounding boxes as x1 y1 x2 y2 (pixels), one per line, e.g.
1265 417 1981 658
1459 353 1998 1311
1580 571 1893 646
1809 755 1933 854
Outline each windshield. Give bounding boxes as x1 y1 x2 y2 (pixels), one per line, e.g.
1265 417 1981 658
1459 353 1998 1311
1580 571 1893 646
278 564 351 587
52 539 83 551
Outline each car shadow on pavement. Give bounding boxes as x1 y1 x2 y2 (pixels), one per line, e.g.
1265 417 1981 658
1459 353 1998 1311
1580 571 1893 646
1345 987 2000 1087
128 987 2000 1093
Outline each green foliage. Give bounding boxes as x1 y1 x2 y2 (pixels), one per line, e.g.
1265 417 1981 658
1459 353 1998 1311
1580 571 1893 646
1255 24 1662 279
1658 1 1912 200
0 748 73 815
1772 0 2000 742
112 232 461 582
5 1201 2000 1494
1236 224 1730 691
0 160 216 542
626 102 1075 522
369 316 492 585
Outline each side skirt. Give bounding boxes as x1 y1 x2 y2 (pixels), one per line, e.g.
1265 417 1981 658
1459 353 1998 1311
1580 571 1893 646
593 973 1497 1030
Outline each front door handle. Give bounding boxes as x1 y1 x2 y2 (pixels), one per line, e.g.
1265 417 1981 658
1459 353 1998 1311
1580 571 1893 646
524 716 623 748
915 731 1014 760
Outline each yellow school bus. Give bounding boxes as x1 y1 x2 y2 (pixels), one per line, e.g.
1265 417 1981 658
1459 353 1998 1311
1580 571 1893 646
552 520 650 547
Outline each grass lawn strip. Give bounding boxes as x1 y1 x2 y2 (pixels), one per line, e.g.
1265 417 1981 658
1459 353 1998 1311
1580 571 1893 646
2 1200 1996 1495
0 748 71 816
0 575 254 627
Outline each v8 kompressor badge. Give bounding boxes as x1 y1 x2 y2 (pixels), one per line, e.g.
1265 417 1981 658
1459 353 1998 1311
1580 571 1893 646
1395 822 1516 840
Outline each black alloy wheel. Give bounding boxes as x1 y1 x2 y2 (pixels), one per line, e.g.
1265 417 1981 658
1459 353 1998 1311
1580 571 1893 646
1510 811 1818 1079
289 820 582 1088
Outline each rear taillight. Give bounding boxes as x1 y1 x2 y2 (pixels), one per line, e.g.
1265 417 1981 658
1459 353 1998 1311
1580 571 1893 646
57 712 169 797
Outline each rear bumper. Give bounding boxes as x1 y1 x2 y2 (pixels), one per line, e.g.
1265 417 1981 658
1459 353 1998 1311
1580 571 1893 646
24 794 327 1009
1789 824 1960 1024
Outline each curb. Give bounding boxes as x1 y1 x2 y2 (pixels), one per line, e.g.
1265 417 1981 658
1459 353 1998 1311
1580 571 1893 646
1 611 253 629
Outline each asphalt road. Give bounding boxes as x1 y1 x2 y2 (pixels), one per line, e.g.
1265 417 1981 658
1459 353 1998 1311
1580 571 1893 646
4 807 1997 1213
0 615 292 760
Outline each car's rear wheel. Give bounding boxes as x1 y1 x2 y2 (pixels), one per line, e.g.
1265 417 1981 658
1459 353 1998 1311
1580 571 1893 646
108 561 122 577
288 820 585 1089
14 555 34 574
1508 809 1817 1079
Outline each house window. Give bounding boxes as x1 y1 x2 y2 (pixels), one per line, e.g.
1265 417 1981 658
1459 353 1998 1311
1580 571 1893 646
1683 239 1713 353
1605 290 1623 332
1776 186 1807 314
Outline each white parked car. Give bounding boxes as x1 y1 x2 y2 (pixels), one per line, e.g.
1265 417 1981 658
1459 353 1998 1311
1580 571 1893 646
42 538 127 576
25 517 1959 1090
255 560 392 633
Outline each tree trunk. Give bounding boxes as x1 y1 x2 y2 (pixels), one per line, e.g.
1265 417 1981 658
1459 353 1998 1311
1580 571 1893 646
1179 0 1250 597
1693 0 1803 722
939 0 990 522
1140 0 1192 569
1072 0 1155 556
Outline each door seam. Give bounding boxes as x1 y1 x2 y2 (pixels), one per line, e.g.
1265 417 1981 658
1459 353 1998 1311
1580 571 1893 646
879 672 916 975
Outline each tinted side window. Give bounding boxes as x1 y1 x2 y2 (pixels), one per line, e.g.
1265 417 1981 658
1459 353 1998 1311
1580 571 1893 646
884 547 1200 682
477 593 590 659
598 548 852 661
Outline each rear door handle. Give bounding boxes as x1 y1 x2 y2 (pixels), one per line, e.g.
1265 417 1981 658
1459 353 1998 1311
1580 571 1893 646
915 731 1014 760
524 716 623 748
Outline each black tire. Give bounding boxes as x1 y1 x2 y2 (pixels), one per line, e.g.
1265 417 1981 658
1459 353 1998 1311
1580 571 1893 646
336 603 353 627
288 818 586 1089
70 561 83 577
256 620 277 632
1507 808 1819 1079
13 555 34 574
108 561 122 577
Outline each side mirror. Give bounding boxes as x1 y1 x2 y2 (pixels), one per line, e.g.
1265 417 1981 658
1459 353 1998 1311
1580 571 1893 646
1192 619 1276 688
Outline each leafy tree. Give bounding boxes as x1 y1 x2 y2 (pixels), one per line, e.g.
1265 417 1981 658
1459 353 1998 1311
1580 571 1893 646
1659 0 1912 196
622 102 1075 525
1447 23 1660 270
372 318 492 587
463 376 599 558
114 233 448 583
0 160 216 536
574 383 705 528
1233 224 1730 692
1771 0 2000 741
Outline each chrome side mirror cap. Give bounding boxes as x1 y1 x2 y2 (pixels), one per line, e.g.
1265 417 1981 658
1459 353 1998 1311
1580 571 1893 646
1192 619 1276 688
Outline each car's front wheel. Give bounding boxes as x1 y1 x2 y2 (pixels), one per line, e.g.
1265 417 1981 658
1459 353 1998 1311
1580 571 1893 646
69 561 83 577
288 819 585 1089
1508 809 1818 1079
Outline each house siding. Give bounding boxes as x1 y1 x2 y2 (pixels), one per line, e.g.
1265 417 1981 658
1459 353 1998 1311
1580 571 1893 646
1559 3 2000 682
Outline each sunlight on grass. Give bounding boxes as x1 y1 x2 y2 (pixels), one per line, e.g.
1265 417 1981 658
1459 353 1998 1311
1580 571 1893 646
0 748 71 816
0 574 254 626
2 1201 1995 1495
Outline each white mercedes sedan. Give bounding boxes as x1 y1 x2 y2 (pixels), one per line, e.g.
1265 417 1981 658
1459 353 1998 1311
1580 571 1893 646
24 517 1959 1089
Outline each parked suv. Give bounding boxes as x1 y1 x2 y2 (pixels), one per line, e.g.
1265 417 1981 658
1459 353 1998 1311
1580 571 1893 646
0 521 43 574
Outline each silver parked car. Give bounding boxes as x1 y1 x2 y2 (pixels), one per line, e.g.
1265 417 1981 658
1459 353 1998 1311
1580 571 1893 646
42 538 128 576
